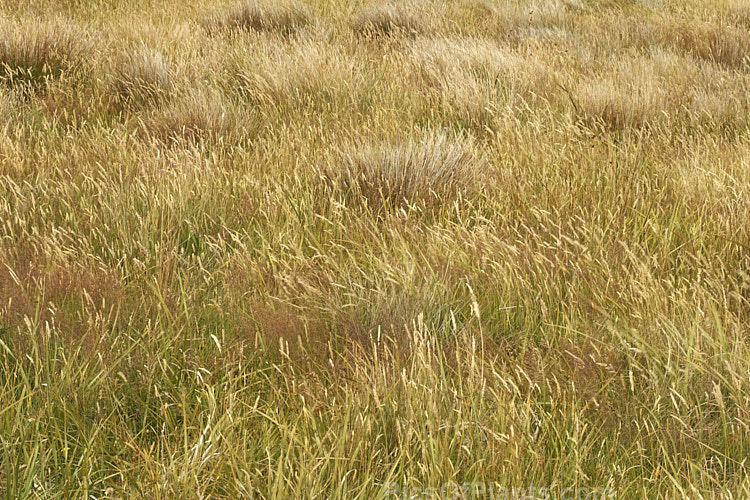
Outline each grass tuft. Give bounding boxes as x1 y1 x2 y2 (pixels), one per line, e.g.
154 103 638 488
142 89 263 146
204 1 310 37
0 16 91 88
110 45 172 108
328 132 484 211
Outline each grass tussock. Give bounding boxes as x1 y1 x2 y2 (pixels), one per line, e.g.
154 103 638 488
110 45 172 108
351 2 433 38
0 16 92 87
204 0 310 37
143 89 263 145
328 132 484 211
669 21 750 69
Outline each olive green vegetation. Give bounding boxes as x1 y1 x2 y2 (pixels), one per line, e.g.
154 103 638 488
1 0 750 498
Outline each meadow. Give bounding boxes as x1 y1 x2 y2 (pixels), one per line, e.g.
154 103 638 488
1 0 750 497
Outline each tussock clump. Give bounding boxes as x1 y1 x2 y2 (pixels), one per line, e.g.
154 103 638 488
573 58 667 130
143 90 263 146
204 1 310 37
574 77 665 130
351 3 430 38
328 132 484 211
235 39 360 106
410 36 557 101
0 16 92 87
669 22 750 69
111 46 172 108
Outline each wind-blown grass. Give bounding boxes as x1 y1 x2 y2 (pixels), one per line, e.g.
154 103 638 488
110 45 172 108
0 16 91 88
1 0 750 498
203 0 310 37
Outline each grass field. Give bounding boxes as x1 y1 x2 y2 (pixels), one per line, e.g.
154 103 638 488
1 0 750 497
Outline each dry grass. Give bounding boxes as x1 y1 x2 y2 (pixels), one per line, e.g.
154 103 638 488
204 0 310 37
407 36 558 128
110 45 172 108
328 132 484 211
351 2 432 38
142 88 263 145
2 0 750 498
0 16 92 87
573 74 666 130
232 37 363 106
669 21 750 69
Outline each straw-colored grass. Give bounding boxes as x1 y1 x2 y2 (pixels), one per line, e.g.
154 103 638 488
329 132 484 211
1 0 750 498
0 16 92 87
204 0 310 36
110 45 173 108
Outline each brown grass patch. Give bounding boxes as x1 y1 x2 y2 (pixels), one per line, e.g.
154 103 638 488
247 300 331 364
0 245 123 361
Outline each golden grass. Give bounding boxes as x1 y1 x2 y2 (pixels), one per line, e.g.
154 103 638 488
669 21 750 69
204 0 310 36
0 15 92 87
232 36 364 107
328 131 484 211
142 88 263 146
110 45 173 108
1 0 750 498
351 2 432 38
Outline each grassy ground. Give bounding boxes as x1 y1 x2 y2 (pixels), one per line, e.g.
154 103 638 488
1 0 750 497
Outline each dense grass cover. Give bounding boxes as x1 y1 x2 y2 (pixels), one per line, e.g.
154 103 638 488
1 0 750 498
